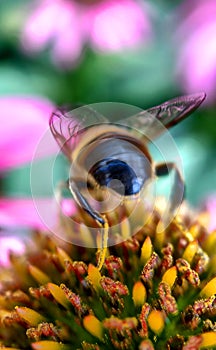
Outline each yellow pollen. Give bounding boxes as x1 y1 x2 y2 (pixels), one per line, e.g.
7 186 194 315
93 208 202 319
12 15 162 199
132 281 147 306
148 310 165 335
182 240 198 264
28 265 50 285
83 315 103 340
47 283 69 309
200 277 216 298
87 263 102 291
15 307 46 326
162 266 177 288
32 340 70 350
141 236 152 264
200 332 216 348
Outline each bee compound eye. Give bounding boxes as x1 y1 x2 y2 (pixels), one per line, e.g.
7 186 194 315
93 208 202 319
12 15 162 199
90 158 143 196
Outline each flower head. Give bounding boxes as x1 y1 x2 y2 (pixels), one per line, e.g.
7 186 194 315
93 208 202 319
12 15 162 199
0 200 216 349
21 0 151 68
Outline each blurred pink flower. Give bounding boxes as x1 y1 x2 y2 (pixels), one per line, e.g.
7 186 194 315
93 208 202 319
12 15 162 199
0 198 55 230
177 0 216 103
205 195 216 231
0 95 57 230
0 235 26 266
0 95 58 264
0 96 56 170
21 0 151 67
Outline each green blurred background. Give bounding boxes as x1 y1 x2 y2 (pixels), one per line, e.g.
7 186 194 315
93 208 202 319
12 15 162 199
1 0 216 208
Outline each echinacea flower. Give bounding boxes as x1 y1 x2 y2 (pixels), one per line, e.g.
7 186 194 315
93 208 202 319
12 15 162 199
176 0 216 103
21 0 151 68
0 95 57 265
1 199 216 349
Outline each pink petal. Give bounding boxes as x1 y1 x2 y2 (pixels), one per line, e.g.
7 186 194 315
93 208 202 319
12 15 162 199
22 0 63 52
178 0 216 33
0 95 57 171
21 0 151 65
52 2 84 67
61 198 75 217
85 0 151 52
0 197 76 230
205 196 216 231
178 21 216 102
0 235 25 266
177 0 216 103
22 0 84 66
0 197 52 230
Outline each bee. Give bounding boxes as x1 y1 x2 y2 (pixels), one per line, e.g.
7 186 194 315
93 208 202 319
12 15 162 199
49 92 206 270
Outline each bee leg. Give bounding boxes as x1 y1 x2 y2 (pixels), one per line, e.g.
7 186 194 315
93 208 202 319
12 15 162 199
155 162 185 213
69 180 109 270
68 180 105 225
